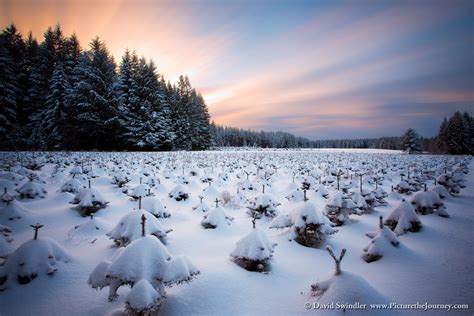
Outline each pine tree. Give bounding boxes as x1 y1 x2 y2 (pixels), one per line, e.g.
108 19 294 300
191 92 211 150
42 63 70 149
0 44 17 149
446 112 466 155
401 128 422 154
437 117 449 153
28 25 66 149
136 59 174 150
116 50 141 149
66 37 118 149
171 75 193 150
462 112 473 155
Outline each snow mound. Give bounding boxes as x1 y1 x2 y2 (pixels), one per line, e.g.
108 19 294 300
310 272 387 307
68 216 112 242
70 187 109 216
168 185 189 201
125 279 163 314
141 197 170 218
107 210 171 246
230 228 277 266
247 193 280 218
0 238 71 288
201 207 234 229
410 190 443 215
385 201 421 235
59 178 85 193
16 181 47 199
0 199 31 222
363 218 400 263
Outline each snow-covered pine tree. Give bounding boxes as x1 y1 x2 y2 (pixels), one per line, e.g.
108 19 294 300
124 57 174 150
116 50 140 149
14 32 39 149
66 37 119 150
42 63 70 149
0 44 17 149
154 75 175 150
190 92 211 150
171 75 193 150
463 112 474 155
445 112 466 154
0 24 25 149
401 128 422 154
27 25 66 149
437 117 449 154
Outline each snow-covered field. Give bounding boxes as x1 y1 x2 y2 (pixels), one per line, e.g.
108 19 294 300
0 149 472 315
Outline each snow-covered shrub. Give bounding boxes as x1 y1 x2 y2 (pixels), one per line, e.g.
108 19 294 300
230 226 277 272
350 192 369 215
69 165 83 176
246 193 280 219
372 187 388 206
141 197 170 218
315 184 329 199
88 231 198 313
129 183 151 200
309 247 387 306
201 207 234 229
394 180 414 194
168 185 189 201
437 174 461 196
270 202 336 247
192 196 210 213
0 198 31 222
124 279 163 315
238 179 256 192
410 190 444 215
70 187 109 217
362 216 399 263
0 225 70 288
59 178 85 193
111 171 130 188
285 188 305 202
108 210 172 246
384 200 421 235
67 215 112 243
324 192 356 226
16 180 47 199
432 185 450 199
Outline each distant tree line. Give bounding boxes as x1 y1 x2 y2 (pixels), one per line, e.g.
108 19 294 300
211 123 401 150
0 24 211 151
213 111 473 155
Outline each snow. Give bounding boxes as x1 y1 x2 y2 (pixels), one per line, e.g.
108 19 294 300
0 149 472 315
125 279 163 312
107 209 171 246
0 237 71 289
385 201 422 235
201 206 233 229
230 227 276 261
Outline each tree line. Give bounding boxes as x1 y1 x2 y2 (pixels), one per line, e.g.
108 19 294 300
211 123 402 150
0 24 211 151
399 111 473 155
213 111 473 155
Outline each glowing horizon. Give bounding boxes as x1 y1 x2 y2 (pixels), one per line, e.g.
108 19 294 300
1 0 472 140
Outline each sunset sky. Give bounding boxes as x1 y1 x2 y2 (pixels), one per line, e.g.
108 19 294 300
1 0 473 139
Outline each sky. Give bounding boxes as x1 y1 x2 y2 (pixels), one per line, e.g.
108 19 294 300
1 0 473 140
